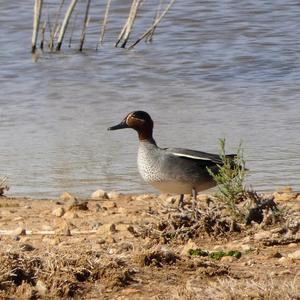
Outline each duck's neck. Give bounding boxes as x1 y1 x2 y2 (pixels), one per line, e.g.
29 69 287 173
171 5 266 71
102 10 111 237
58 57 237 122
138 129 157 146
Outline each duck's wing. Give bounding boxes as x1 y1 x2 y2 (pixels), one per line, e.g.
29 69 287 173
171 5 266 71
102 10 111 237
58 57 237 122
165 147 236 167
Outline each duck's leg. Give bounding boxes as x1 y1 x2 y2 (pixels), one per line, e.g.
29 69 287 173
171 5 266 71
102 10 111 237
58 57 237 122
191 188 197 208
178 194 184 208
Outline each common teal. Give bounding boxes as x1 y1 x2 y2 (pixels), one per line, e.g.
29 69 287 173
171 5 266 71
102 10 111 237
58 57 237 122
108 111 236 206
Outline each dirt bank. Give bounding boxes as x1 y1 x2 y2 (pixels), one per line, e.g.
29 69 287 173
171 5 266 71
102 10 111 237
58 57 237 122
0 191 299 299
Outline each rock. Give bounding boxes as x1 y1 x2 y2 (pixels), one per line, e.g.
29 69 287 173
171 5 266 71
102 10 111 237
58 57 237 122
268 250 282 258
107 191 121 200
278 257 292 265
254 230 270 241
14 227 26 236
296 194 300 201
220 256 236 263
288 249 300 260
276 186 293 193
63 211 78 220
102 201 117 209
240 244 253 252
66 198 88 211
52 207 65 217
273 192 295 202
35 280 48 296
91 189 109 200
288 243 298 248
197 194 209 202
109 223 117 233
59 192 76 201
134 194 154 201
181 240 199 256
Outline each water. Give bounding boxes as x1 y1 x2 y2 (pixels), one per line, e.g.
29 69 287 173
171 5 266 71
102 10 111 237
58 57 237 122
0 0 299 198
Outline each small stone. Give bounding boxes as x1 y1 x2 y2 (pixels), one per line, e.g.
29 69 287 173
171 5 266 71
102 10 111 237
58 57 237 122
278 257 292 265
35 280 48 296
220 256 236 263
276 186 293 193
268 250 282 258
14 227 26 236
296 194 300 201
288 243 298 248
52 207 65 217
240 244 253 252
110 223 117 233
91 189 109 200
288 249 300 260
103 201 117 209
197 194 209 202
254 230 270 241
63 211 78 220
107 191 121 200
66 198 88 211
59 192 76 201
273 192 295 202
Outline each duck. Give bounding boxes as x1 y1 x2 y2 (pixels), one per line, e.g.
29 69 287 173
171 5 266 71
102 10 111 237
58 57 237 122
108 111 236 207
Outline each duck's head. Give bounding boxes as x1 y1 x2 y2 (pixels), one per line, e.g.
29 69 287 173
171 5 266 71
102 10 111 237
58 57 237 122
108 111 154 142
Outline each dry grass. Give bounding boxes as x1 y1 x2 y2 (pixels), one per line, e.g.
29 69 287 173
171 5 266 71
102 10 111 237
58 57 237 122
0 248 135 299
200 275 300 300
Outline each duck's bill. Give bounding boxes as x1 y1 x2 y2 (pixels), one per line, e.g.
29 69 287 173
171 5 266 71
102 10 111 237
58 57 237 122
107 122 128 130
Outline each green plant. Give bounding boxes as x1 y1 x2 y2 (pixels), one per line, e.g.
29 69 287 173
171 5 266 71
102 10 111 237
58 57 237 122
207 139 247 219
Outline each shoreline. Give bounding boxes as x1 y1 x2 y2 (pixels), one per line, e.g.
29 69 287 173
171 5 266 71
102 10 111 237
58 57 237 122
0 190 299 299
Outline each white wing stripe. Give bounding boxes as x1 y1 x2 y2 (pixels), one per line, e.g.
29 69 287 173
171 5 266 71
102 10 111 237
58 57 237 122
172 152 213 161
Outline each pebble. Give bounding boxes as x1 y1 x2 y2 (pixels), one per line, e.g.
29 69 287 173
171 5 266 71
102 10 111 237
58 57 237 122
59 192 76 202
102 201 117 209
273 192 295 202
13 227 26 236
220 256 236 263
35 280 48 296
278 257 292 264
63 211 78 220
276 186 293 193
254 230 269 241
107 191 121 200
52 207 65 217
91 189 109 200
288 249 300 260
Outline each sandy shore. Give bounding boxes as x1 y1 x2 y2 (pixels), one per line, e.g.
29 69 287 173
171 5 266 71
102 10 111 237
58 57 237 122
0 191 299 299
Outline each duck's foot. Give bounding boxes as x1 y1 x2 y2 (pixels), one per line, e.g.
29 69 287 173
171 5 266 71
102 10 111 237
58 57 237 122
178 194 184 209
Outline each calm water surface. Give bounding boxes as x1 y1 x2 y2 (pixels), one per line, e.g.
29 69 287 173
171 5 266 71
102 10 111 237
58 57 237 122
0 1 299 197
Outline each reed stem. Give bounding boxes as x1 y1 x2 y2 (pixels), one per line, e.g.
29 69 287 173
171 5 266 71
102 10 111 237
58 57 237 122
32 0 43 53
97 0 112 49
79 0 92 51
56 0 78 51
128 0 175 49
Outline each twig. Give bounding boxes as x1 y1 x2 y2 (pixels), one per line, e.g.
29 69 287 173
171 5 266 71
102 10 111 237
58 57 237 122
128 0 175 49
97 0 112 49
56 0 78 51
32 0 43 53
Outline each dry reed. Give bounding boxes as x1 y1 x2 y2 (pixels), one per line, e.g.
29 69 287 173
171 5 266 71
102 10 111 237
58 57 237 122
56 0 78 51
31 0 175 52
31 0 43 53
